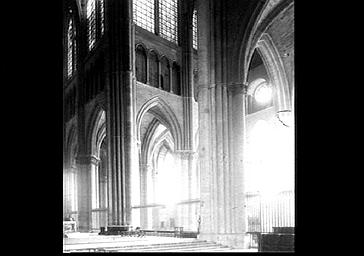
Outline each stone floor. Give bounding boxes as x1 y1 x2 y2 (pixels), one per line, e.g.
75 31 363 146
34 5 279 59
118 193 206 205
63 232 258 252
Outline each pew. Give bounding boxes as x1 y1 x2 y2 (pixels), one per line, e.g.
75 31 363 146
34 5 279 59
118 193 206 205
258 227 295 252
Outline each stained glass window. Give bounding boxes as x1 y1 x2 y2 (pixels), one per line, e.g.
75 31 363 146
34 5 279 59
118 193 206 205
133 0 179 44
192 9 198 49
87 0 96 50
99 0 105 36
67 17 77 78
159 0 178 43
133 0 155 33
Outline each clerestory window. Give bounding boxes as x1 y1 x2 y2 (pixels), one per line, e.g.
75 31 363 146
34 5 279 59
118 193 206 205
159 0 178 43
133 0 155 33
87 0 105 51
67 14 77 78
192 9 198 49
133 0 179 44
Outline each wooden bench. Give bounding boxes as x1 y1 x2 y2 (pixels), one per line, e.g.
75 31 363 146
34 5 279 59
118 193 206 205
258 227 295 252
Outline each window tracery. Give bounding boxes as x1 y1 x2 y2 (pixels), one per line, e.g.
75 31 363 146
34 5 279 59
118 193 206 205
67 15 77 78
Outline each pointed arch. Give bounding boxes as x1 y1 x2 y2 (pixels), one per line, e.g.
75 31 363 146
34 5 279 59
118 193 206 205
241 0 293 84
66 124 78 168
136 96 182 150
152 131 174 173
140 118 160 164
136 44 148 83
255 33 291 111
86 104 106 157
146 124 174 168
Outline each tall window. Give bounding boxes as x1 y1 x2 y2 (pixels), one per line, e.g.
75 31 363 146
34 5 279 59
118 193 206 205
133 0 155 33
159 0 178 43
99 0 105 35
133 0 179 44
67 16 77 78
192 9 198 49
87 0 105 51
87 0 96 50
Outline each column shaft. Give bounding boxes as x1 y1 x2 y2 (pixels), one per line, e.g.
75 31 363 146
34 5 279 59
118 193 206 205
105 0 135 227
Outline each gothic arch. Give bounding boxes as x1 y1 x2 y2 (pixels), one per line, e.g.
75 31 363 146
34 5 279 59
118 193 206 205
66 124 78 168
86 104 106 157
148 128 174 169
241 0 293 84
228 0 265 83
136 96 182 150
153 135 174 172
148 49 161 61
135 42 148 51
140 118 160 164
252 34 291 111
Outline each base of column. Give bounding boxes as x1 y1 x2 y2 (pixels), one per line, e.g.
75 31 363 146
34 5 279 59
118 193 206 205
77 212 92 232
198 233 248 249
77 224 92 232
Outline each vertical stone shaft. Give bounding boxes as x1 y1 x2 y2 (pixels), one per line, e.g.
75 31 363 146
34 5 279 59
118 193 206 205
179 1 196 231
231 83 248 241
197 0 247 247
197 0 214 237
213 0 226 234
181 1 195 151
105 0 134 227
76 156 92 231
74 3 92 231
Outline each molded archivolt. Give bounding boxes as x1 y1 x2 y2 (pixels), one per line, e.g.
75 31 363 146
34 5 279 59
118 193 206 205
148 127 174 169
136 96 183 151
66 124 78 168
238 0 293 84
153 135 174 172
140 118 160 164
255 34 291 111
86 104 106 157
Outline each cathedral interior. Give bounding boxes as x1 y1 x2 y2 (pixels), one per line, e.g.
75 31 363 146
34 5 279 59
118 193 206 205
63 0 295 252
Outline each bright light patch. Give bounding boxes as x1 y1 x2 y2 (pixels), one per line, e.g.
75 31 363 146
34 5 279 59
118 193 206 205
254 83 272 104
156 152 180 207
245 119 294 196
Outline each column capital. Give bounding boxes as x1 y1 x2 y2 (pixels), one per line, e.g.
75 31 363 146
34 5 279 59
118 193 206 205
227 82 248 95
140 163 153 172
76 155 100 165
176 150 196 160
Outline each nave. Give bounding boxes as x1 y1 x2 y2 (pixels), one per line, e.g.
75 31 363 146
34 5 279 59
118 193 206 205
63 233 257 252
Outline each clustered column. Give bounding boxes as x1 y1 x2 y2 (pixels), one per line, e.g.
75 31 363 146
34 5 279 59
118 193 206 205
105 0 135 227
